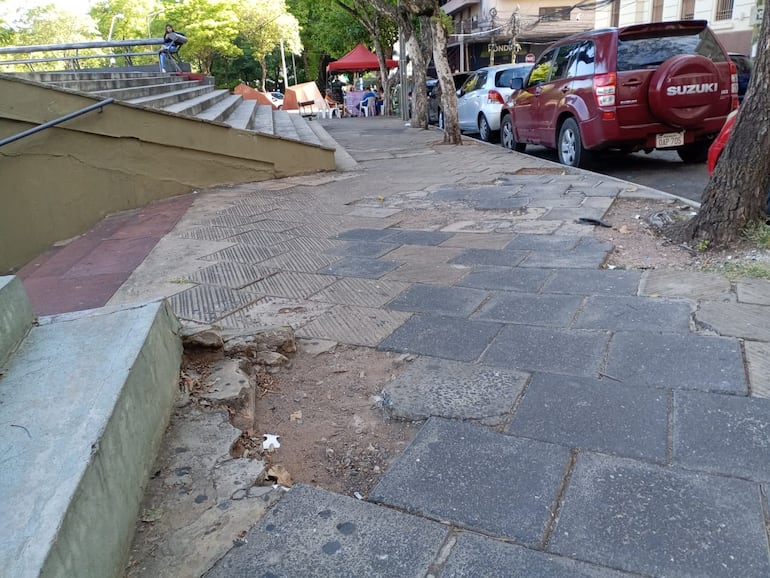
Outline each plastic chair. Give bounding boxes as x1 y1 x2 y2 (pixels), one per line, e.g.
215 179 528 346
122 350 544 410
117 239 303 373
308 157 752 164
360 96 376 117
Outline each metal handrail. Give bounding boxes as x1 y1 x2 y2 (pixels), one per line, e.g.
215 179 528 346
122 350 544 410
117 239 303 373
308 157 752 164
0 98 114 148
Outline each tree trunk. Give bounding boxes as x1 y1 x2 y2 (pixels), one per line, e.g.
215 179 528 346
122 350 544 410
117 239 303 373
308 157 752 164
687 8 770 246
431 16 461 144
407 28 429 129
259 56 268 93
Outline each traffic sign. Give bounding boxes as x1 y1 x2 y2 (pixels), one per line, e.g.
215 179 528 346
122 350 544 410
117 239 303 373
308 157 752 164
525 53 535 63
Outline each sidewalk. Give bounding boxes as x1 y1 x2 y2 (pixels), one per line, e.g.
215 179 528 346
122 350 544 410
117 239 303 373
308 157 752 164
20 117 770 576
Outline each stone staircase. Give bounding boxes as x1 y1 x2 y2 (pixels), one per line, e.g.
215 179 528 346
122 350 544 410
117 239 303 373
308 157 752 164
0 275 183 577
19 70 328 148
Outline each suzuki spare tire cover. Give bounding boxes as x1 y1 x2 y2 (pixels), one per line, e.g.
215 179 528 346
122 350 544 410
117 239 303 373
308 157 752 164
648 54 722 127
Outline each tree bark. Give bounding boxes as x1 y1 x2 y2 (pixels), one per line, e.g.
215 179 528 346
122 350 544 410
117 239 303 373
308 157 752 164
430 15 461 144
687 8 770 246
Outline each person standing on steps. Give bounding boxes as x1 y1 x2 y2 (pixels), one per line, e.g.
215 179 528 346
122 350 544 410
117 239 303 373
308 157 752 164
159 24 186 73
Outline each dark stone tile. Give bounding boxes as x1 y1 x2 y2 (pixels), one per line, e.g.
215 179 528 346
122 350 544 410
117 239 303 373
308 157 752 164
521 249 609 269
475 196 530 210
319 257 399 279
574 296 692 333
674 391 770 482
475 292 583 327
457 267 553 292
605 332 747 393
206 485 448 577
508 373 668 462
381 229 453 246
370 418 571 545
378 314 502 362
325 241 399 258
482 325 609 377
504 234 581 252
551 453 770 577
450 249 528 268
441 533 631 578
386 284 487 317
542 269 642 296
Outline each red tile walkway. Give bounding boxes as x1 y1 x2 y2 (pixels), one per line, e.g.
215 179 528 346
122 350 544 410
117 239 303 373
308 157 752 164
17 194 194 316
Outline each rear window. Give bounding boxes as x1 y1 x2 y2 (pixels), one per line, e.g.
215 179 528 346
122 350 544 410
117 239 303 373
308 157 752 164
496 67 531 88
616 28 727 71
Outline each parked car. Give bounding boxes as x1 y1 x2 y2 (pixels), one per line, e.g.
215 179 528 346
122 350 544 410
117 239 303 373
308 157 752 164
269 91 284 109
501 20 738 167
729 53 752 103
427 72 471 127
456 63 533 142
707 109 770 214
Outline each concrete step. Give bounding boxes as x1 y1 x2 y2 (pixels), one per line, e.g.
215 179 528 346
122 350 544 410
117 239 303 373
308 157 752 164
0 275 33 366
251 104 275 134
127 84 218 110
48 75 183 93
223 99 259 131
161 88 231 116
17 71 167 83
289 111 322 146
305 119 357 171
0 295 182 578
272 109 300 141
197 93 243 123
90 79 202 100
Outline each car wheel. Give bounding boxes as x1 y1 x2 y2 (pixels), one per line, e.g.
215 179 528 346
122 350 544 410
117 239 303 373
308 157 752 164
478 115 497 142
677 140 710 163
558 118 590 168
501 116 526 152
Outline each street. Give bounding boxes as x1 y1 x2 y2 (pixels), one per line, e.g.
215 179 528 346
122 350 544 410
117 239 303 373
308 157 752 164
519 146 710 203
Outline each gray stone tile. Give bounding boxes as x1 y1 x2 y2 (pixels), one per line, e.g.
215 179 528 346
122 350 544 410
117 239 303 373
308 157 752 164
319 257 400 279
387 284 487 317
674 390 770 482
335 228 394 242
550 453 770 578
324 241 399 258
441 533 631 578
746 340 770 399
440 232 515 250
295 305 411 347
482 325 609 377
381 262 471 285
248 271 336 300
311 277 409 308
574 295 692 333
370 418 571 544
605 332 747 393
257 251 342 273
450 249 529 268
508 373 668 462
430 185 521 202
475 196 530 210
383 357 528 423
521 249 609 269
640 270 732 301
384 244 462 263
378 314 502 362
205 484 448 578
737 278 770 305
476 293 583 327
696 302 770 341
543 269 642 296
504 234 582 252
457 266 553 292
381 229 453 246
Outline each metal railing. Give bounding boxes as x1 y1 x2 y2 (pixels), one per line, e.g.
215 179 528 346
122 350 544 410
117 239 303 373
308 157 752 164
0 39 165 70
0 98 114 148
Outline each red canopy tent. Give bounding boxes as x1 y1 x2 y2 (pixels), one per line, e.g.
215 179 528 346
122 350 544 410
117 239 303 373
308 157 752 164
326 43 398 72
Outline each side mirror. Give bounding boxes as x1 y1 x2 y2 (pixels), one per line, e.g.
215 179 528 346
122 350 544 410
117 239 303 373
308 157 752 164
510 77 524 90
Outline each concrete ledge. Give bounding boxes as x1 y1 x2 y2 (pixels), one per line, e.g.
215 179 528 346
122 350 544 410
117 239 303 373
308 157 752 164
0 275 33 365
0 300 182 578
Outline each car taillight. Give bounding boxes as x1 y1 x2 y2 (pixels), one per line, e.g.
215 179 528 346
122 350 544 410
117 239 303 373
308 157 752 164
594 73 616 107
487 90 506 104
729 60 739 109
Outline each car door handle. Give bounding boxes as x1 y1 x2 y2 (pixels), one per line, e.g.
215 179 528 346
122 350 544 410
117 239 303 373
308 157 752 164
622 78 643 87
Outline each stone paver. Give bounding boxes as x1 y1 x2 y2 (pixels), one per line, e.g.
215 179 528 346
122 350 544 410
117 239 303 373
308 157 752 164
450 248 529 268
319 257 400 279
504 234 581 252
508 373 668 462
736 277 770 305
378 314 502 361
605 332 747 393
205 485 449 578
383 357 528 423
441 533 631 578
475 292 583 327
745 340 770 399
696 301 770 342
542 269 642 296
550 453 770 577
674 390 770 482
324 241 399 258
386 284 488 317
574 295 692 332
482 325 610 377
370 418 571 545
640 270 733 301
457 266 553 292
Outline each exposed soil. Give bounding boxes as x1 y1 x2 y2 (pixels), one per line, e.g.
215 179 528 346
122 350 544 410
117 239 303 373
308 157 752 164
184 343 420 498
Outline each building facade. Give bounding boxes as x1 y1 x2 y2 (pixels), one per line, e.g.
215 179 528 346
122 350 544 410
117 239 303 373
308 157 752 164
439 0 595 72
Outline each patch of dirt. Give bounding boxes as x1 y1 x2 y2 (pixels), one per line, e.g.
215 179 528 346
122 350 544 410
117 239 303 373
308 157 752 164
594 197 768 271
187 344 419 498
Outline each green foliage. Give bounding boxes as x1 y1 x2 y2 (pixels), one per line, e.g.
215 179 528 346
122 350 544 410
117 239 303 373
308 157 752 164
742 220 770 249
718 261 770 280
697 239 711 252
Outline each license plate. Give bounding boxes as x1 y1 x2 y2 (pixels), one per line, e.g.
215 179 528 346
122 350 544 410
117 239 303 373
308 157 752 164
656 132 685 148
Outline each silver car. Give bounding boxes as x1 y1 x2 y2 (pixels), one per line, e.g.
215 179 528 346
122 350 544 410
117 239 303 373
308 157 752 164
456 63 533 142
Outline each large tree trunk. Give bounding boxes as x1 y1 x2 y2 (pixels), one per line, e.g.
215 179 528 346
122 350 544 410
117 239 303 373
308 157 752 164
431 16 461 144
687 8 770 246
407 26 429 129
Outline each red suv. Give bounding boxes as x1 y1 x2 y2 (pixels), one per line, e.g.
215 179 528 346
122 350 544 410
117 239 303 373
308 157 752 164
501 20 738 168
